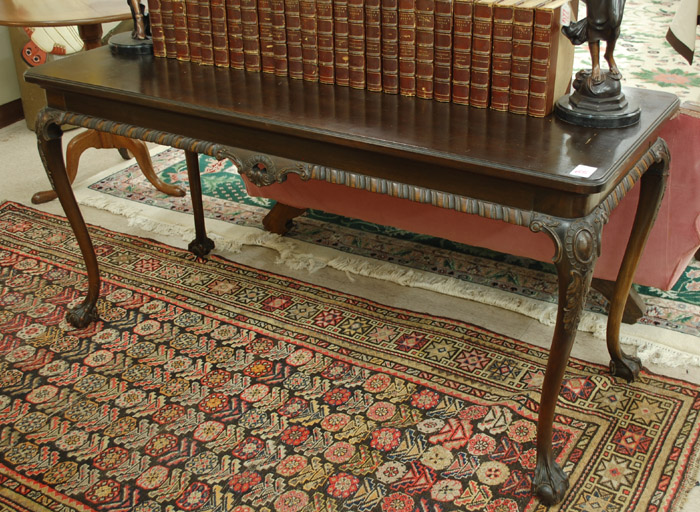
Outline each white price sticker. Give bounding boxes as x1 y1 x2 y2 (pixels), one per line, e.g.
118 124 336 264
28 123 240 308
570 165 597 178
561 3 572 26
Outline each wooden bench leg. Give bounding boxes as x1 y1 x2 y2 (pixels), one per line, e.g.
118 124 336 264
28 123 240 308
591 278 646 324
262 202 308 235
184 150 215 257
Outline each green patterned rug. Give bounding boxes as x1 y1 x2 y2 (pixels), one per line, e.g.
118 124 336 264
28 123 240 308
74 147 700 366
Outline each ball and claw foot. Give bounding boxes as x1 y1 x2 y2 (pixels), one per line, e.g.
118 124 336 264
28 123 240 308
610 352 642 383
533 458 569 506
66 301 99 328
188 237 215 258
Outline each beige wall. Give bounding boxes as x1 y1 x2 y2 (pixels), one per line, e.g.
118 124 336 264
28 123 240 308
0 26 21 105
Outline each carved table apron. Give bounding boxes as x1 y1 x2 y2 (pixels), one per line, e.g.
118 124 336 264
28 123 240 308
25 47 678 505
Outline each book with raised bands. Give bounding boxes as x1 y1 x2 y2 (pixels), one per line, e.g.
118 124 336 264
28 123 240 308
226 1 245 69
300 0 319 80
185 1 201 63
259 0 276 73
528 0 578 117
433 0 453 102
285 0 304 79
489 0 524 111
452 0 474 105
470 0 500 108
317 0 335 84
333 0 350 86
173 0 190 61
509 0 546 113
161 0 178 58
398 0 417 96
415 0 435 99
271 0 289 75
241 0 261 71
381 0 399 94
348 0 366 89
365 0 383 92
148 0 167 57
211 0 229 66
199 0 214 65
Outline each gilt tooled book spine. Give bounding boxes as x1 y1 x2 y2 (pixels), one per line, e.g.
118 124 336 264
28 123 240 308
271 0 289 75
489 0 521 111
317 0 335 84
433 0 453 102
470 0 499 108
415 0 435 99
333 0 350 86
185 0 201 63
285 0 304 79
173 0 190 61
452 0 474 105
210 0 229 66
398 0 416 96
161 0 178 58
241 0 262 71
300 0 319 81
148 0 167 57
198 1 214 65
365 0 382 92
348 0 366 89
509 0 543 114
259 0 276 73
381 0 399 94
226 1 245 69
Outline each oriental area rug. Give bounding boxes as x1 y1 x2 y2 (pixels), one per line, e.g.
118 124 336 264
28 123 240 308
1 201 700 512
74 148 700 364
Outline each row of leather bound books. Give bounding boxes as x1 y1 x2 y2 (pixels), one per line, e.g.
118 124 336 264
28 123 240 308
146 0 577 117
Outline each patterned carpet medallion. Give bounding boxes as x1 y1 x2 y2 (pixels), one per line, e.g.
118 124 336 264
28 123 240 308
0 202 699 512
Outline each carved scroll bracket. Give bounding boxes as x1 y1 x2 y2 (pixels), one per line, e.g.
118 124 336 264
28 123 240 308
240 155 312 187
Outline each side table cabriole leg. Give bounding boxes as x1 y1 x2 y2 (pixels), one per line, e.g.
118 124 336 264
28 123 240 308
607 142 670 381
529 209 607 505
36 108 100 327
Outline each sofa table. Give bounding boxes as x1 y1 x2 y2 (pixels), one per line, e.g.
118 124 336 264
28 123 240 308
24 46 678 505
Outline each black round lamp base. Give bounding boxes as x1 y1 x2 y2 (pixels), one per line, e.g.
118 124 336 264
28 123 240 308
109 32 153 56
555 95 641 128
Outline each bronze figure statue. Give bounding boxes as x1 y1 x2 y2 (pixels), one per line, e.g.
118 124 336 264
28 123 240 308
563 0 626 84
127 0 148 40
109 1 152 55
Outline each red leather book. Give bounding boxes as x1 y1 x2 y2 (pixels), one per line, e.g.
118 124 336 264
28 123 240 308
241 0 262 71
365 0 382 92
509 0 544 114
489 0 522 110
271 0 289 75
381 0 399 94
259 0 276 73
161 0 178 58
226 1 245 69
398 0 416 96
452 0 474 105
147 0 167 58
300 0 319 81
415 0 435 99
185 0 201 63
198 0 214 65
173 0 190 61
348 0 366 89
211 0 229 66
285 0 304 79
470 0 499 108
333 0 350 86
528 0 577 117
433 0 453 102
317 0 335 84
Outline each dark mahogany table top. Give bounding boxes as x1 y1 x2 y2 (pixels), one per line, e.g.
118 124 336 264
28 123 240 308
25 46 679 218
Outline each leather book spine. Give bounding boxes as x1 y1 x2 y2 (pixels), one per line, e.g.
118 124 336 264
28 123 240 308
148 0 167 58
161 0 178 58
259 0 276 73
470 0 496 108
398 0 416 96
348 0 366 89
489 1 517 111
185 0 201 63
286 0 304 79
317 0 335 84
300 0 319 81
528 3 557 117
198 0 214 65
415 0 435 99
433 0 453 102
211 0 229 67
241 0 262 71
365 0 382 92
509 2 536 114
226 1 245 69
333 0 350 86
452 0 473 105
173 0 190 61
271 0 289 75
381 0 399 94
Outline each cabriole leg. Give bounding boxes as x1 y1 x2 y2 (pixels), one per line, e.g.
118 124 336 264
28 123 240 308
529 210 606 505
36 108 100 327
185 150 215 257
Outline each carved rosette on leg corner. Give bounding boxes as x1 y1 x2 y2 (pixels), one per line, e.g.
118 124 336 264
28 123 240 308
528 207 608 505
